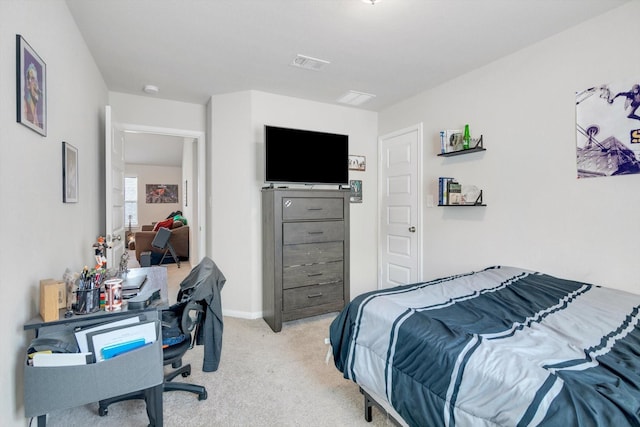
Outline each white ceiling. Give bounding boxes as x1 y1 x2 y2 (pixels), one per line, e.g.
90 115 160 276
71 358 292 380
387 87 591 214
65 0 631 165
65 0 630 111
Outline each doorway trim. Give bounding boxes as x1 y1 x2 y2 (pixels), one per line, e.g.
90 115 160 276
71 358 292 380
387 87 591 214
121 122 206 264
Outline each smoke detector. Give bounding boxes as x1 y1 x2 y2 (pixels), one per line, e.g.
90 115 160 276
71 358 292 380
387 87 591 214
290 54 330 71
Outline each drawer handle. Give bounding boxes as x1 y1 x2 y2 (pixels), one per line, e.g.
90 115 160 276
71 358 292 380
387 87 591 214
307 293 323 298
307 208 323 211
307 273 323 277
308 231 324 235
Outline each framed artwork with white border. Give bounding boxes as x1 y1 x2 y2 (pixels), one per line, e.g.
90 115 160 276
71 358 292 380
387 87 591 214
63 142 78 203
349 155 366 171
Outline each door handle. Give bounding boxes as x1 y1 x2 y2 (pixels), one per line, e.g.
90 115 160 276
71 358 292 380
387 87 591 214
409 226 416 233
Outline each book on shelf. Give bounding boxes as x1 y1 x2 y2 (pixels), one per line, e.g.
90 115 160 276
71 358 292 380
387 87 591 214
438 177 455 205
448 181 462 204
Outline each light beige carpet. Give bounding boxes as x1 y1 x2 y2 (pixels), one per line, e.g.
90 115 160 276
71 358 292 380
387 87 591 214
36 262 394 427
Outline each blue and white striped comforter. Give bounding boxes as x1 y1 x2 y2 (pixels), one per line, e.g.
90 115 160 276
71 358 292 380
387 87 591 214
330 266 640 427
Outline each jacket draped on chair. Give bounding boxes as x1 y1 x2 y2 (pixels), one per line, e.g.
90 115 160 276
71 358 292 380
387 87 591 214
178 256 226 372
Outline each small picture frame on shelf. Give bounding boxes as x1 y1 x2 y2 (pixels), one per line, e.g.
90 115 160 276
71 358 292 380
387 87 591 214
441 130 463 153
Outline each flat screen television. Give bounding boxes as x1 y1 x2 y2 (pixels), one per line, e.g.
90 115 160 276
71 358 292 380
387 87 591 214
264 125 349 185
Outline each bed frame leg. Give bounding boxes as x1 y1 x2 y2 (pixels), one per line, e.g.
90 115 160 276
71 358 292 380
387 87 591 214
361 387 373 422
364 394 373 422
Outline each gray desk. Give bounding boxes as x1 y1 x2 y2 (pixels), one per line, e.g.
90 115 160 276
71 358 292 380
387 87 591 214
23 267 169 427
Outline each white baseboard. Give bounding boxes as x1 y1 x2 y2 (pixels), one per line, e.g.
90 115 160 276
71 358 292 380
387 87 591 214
222 309 262 320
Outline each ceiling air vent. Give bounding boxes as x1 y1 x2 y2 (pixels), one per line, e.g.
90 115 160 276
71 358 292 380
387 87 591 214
290 54 330 71
337 90 376 106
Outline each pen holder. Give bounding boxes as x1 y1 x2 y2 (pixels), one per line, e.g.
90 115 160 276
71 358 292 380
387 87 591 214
103 278 123 311
73 287 100 314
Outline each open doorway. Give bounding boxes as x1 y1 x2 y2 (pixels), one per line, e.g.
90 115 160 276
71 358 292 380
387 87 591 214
121 125 206 266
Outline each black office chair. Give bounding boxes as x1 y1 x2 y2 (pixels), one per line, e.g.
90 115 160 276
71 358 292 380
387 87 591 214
98 265 211 417
152 226 180 267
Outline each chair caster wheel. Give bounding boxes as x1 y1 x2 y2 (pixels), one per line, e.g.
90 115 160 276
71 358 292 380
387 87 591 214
99 407 108 416
181 372 190 378
198 390 208 401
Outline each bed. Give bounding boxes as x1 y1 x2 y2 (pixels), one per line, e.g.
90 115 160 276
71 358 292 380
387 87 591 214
329 266 640 426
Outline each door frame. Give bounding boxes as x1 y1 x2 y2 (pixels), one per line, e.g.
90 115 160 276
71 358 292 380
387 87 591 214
120 123 206 264
105 106 126 268
377 123 424 289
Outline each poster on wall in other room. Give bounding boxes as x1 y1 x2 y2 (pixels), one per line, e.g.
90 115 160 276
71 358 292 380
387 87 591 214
576 78 640 178
145 184 178 203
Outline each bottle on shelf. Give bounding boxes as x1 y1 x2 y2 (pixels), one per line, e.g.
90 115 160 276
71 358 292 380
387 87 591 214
463 124 470 150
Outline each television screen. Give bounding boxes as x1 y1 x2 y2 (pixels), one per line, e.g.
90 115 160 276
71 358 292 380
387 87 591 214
265 125 349 185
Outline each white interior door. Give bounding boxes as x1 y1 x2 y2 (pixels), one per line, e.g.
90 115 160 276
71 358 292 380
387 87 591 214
105 105 125 268
378 124 423 289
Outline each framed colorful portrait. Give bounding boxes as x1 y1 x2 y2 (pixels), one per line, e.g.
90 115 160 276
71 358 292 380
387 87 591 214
16 34 46 136
63 142 78 203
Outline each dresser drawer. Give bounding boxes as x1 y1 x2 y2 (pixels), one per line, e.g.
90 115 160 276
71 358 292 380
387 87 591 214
283 282 344 311
283 221 344 244
283 242 343 267
282 197 344 220
283 261 343 289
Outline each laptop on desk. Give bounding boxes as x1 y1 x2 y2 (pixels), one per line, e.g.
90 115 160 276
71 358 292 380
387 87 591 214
121 274 147 298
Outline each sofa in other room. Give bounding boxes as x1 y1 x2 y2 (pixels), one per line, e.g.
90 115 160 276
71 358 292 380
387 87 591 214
134 221 189 263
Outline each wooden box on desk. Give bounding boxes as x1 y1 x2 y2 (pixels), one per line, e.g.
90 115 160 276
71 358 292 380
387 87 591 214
39 279 66 322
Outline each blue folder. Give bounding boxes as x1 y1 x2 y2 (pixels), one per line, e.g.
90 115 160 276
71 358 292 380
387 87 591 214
101 338 147 360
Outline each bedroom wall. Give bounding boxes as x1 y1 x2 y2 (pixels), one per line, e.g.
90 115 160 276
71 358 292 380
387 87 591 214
108 92 206 132
378 2 640 293
125 164 183 228
0 1 108 425
209 90 378 318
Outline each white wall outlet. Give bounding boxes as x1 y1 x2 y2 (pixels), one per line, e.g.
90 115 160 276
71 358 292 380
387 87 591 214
426 194 434 207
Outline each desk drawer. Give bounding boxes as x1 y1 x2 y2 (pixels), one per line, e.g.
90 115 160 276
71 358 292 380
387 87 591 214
283 282 343 311
283 241 343 267
282 197 344 220
283 261 343 289
283 221 344 244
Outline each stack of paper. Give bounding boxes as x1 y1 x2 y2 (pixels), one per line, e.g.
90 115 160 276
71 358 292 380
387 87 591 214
88 320 156 362
32 352 92 367
73 315 157 362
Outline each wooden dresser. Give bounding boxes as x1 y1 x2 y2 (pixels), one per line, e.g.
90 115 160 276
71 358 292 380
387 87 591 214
262 188 350 332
